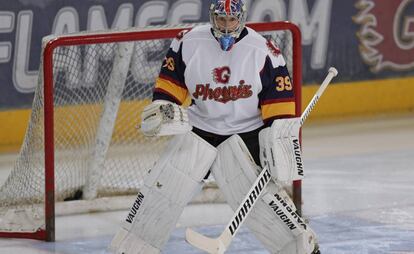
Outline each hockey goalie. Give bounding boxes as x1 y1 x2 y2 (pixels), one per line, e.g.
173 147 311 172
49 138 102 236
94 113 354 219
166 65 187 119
108 0 321 253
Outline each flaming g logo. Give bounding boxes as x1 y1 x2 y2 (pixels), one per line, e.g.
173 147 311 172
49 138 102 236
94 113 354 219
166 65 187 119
354 0 414 72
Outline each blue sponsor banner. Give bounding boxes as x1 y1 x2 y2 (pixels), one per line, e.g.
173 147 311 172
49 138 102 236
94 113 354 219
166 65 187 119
0 0 413 109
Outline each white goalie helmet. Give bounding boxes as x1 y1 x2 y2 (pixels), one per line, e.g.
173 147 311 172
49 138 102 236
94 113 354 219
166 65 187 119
209 0 247 51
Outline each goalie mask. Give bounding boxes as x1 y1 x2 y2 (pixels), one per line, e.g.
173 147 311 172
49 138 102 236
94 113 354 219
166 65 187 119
210 0 247 51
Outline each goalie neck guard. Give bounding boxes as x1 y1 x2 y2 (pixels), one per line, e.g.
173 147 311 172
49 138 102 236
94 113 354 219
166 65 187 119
209 0 247 51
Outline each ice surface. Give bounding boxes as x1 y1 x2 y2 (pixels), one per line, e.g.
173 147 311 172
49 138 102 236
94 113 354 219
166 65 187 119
0 115 413 253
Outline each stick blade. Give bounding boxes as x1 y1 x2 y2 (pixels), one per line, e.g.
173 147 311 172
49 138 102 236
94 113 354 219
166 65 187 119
185 228 225 254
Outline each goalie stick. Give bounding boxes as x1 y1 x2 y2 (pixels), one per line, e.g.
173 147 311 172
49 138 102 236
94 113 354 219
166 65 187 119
185 67 338 254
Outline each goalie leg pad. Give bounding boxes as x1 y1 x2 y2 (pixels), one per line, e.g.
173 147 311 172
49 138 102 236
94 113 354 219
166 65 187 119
109 132 217 254
211 134 317 254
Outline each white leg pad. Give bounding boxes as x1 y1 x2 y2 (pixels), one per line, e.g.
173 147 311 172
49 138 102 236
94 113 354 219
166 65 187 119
109 227 160 254
109 132 217 254
211 135 317 254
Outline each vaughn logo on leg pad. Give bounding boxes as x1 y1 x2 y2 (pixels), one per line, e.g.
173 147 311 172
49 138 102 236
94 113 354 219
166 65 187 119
228 168 272 235
126 192 145 223
268 193 307 231
292 138 304 176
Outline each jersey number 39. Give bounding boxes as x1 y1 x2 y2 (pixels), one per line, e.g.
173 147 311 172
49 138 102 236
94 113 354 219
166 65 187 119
275 76 292 92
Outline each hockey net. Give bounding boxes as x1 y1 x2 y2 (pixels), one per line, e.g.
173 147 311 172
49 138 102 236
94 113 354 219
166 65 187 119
0 22 302 241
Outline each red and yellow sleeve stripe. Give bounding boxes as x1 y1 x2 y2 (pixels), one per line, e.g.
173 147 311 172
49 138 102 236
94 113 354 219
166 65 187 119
154 76 188 105
261 99 296 121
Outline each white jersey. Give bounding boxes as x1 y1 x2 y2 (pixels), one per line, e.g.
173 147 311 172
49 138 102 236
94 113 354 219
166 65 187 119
153 24 296 135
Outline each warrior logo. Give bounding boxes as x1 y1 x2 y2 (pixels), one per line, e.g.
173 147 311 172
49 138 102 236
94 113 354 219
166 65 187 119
212 66 231 84
228 167 272 235
354 0 414 72
266 39 281 57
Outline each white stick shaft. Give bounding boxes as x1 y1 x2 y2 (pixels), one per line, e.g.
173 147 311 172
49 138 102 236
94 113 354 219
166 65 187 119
226 67 338 238
300 67 338 126
219 68 339 242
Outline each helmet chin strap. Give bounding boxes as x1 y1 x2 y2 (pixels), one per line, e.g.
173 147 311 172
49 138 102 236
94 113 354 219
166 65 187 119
219 35 235 51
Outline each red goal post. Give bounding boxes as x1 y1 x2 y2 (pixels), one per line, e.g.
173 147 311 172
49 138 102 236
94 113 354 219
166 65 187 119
0 22 302 242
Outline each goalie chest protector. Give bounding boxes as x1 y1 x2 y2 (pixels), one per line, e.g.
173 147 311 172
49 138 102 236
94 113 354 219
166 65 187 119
171 25 288 136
